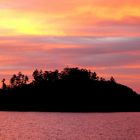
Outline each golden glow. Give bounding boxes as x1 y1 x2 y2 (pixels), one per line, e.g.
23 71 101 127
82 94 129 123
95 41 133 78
0 9 65 36
0 0 139 36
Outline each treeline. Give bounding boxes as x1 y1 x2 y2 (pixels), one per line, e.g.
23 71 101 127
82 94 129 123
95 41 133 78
2 67 115 89
0 67 139 112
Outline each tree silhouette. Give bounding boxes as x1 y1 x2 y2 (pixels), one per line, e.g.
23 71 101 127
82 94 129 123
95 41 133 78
32 69 43 84
60 67 91 81
110 76 116 83
43 70 59 82
100 77 106 81
10 72 29 87
90 72 99 80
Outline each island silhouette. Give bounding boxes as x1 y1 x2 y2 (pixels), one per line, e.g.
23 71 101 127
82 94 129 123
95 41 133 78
0 67 139 112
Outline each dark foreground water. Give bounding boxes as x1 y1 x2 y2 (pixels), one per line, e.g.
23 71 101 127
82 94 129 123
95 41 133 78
0 112 139 140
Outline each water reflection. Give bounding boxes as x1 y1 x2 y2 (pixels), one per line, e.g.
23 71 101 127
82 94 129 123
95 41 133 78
0 112 139 140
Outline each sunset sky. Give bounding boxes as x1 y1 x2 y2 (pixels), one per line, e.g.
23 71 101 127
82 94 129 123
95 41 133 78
0 0 140 93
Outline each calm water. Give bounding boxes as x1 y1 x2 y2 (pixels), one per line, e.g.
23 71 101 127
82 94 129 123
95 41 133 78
0 112 139 140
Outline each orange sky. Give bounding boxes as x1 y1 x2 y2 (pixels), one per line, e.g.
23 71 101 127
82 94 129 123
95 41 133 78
0 0 140 93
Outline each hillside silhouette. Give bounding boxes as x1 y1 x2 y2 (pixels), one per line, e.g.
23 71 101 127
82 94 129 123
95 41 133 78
0 67 139 112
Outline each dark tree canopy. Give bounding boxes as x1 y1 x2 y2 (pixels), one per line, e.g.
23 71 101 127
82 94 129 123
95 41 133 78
60 67 91 81
10 72 29 87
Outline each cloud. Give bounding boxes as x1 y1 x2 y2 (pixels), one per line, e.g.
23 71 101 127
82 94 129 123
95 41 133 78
98 16 140 26
0 36 139 81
